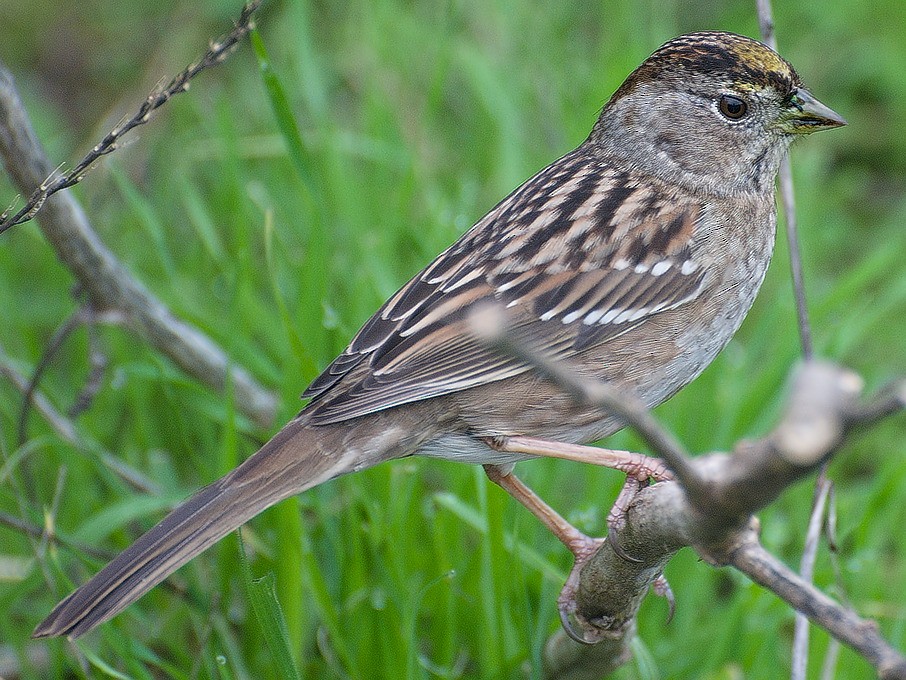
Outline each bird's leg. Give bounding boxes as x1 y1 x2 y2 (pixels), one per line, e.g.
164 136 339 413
482 463 602 558
483 435 675 643
488 432 672 518
487 434 673 483
482 463 606 643
485 434 672 561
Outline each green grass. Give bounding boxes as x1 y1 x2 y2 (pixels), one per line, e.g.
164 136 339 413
1 1 905 678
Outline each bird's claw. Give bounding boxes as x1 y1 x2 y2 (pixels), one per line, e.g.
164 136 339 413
606 524 642 564
605 476 649 563
652 573 676 623
556 535 611 644
557 557 608 645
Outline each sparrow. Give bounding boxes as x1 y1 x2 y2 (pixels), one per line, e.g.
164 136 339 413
33 31 845 640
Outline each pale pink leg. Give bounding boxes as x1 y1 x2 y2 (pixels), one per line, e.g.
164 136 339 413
483 463 604 643
483 463 602 557
487 434 673 482
482 435 676 643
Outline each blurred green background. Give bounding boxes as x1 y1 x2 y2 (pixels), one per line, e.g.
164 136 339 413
1 1 904 678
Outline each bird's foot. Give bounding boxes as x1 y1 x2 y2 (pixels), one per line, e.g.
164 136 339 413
557 533 609 645
604 476 650 563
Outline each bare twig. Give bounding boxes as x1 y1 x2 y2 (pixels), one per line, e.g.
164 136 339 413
693 362 861 524
821 639 842 680
729 534 906 680
0 1 262 235
0 2 277 428
17 304 91 446
17 300 113 441
469 305 703 495
822 481 844 679
792 472 832 680
69 319 108 418
0 341 161 494
845 379 906 425
756 0 814 359
0 344 80 447
0 510 115 562
758 8 833 671
755 0 776 44
479 320 906 677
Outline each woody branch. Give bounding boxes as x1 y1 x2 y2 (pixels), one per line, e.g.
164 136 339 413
472 308 906 680
0 2 276 427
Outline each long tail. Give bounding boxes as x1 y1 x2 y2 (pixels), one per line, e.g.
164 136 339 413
33 415 402 639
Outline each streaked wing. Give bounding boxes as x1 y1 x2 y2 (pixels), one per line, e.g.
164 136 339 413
303 147 706 425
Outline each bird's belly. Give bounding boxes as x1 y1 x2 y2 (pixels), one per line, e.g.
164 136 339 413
417 433 534 465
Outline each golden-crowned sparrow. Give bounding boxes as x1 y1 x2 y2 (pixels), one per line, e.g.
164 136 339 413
34 31 845 639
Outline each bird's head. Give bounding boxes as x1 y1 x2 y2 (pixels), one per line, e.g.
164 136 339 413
591 32 846 195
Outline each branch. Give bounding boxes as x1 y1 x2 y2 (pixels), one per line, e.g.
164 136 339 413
0 1 262 235
472 306 906 677
756 0 814 358
541 357 906 678
0 3 277 428
728 531 906 679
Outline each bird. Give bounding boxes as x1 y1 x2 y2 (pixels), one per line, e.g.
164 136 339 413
33 31 845 640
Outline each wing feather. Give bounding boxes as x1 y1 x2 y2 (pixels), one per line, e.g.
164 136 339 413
302 148 707 424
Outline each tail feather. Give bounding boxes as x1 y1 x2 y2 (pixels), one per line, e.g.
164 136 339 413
33 418 361 639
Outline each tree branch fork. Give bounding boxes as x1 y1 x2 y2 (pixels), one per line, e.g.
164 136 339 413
471 306 906 679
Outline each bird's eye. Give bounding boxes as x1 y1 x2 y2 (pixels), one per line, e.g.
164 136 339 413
718 95 748 120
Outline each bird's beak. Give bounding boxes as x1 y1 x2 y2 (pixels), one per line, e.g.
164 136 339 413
776 88 847 134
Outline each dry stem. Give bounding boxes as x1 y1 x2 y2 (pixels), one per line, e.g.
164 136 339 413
0 2 276 427
472 309 906 678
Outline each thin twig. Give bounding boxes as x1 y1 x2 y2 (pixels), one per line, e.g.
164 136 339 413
792 471 832 680
0 1 262 235
0 345 79 447
469 304 704 495
756 0 813 358
0 341 161 494
69 318 108 418
0 510 115 562
0 2 277 427
17 304 90 446
821 639 841 680
729 532 906 680
822 481 843 680
778 160 813 357
759 9 821 667
845 379 906 425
